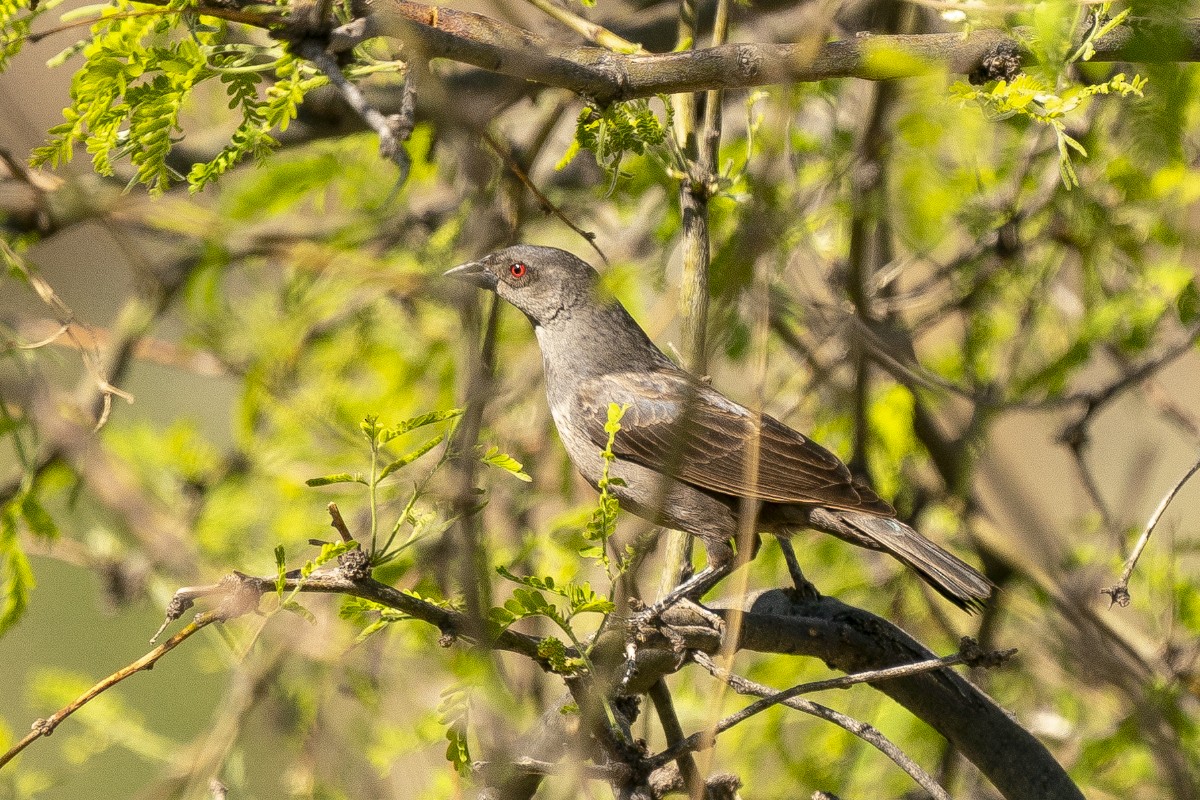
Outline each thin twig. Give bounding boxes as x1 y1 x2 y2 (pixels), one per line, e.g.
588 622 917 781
295 40 412 179
327 502 354 543
1102 454 1200 608
520 0 642 53
647 679 704 797
3 242 135 423
1066 438 1127 556
660 640 1014 766
668 653 956 800
479 129 606 264
0 612 221 771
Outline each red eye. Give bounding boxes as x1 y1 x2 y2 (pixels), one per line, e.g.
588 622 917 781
509 262 527 279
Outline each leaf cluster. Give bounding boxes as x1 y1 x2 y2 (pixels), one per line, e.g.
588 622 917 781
952 72 1146 188
557 99 669 185
27 2 325 194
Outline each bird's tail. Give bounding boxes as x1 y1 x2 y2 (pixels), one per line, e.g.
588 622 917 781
808 508 995 612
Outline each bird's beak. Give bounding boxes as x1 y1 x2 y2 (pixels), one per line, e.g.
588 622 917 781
443 260 497 290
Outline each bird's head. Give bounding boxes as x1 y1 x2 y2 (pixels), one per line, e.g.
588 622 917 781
444 245 599 326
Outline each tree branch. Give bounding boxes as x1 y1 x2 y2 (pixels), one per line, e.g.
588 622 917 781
0 611 224 770
351 5 1200 101
594 590 1086 800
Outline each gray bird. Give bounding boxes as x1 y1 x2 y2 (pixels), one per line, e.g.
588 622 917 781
446 244 994 612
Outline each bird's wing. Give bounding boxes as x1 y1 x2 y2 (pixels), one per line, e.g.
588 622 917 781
573 370 893 514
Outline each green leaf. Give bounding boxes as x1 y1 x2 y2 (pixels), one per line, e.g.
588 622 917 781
305 473 366 486
274 544 287 595
281 599 316 623
301 541 358 578
437 687 471 776
360 415 382 442
352 619 390 644
480 446 531 482
378 433 445 480
339 596 387 620
0 507 34 637
488 606 517 628
20 492 58 540
1178 280 1200 325
380 409 463 443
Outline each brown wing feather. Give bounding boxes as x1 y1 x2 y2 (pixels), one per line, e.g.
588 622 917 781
573 370 893 515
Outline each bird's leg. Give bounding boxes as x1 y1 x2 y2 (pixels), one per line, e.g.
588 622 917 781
645 563 731 618
777 537 821 600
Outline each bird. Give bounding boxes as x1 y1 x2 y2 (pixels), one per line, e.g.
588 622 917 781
445 244 994 613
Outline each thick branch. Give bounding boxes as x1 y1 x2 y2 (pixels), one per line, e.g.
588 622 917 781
351 4 1200 102
729 591 1082 800
592 590 1083 800
154 555 1081 800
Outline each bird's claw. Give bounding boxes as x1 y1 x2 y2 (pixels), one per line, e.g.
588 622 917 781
617 598 725 693
617 600 666 692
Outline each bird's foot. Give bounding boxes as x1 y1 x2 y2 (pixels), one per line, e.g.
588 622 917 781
787 576 822 602
617 599 673 692
617 597 724 692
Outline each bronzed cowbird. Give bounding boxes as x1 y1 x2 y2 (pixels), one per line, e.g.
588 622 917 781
446 245 994 612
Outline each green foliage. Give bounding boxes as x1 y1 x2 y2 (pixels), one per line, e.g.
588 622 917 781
557 99 669 184
0 0 45 70
187 53 326 193
0 503 33 638
437 686 472 776
304 411 461 561
338 594 429 643
581 403 628 577
952 72 1147 188
491 567 613 639
1069 5 1132 64
479 445 531 482
272 539 358 622
27 1 325 194
0 466 59 635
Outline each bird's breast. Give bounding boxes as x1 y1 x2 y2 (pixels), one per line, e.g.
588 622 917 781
546 399 607 486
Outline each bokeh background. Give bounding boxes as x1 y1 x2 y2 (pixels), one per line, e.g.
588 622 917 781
3 0 1200 798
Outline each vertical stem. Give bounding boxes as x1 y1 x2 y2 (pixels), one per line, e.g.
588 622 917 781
845 0 909 476
678 191 711 373
699 0 729 178
449 293 501 639
662 0 729 604
846 80 897 473
672 0 728 375
649 679 705 797
675 4 733 796
672 0 705 373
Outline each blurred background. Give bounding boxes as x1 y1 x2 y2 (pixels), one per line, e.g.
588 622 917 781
2 0 1200 797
